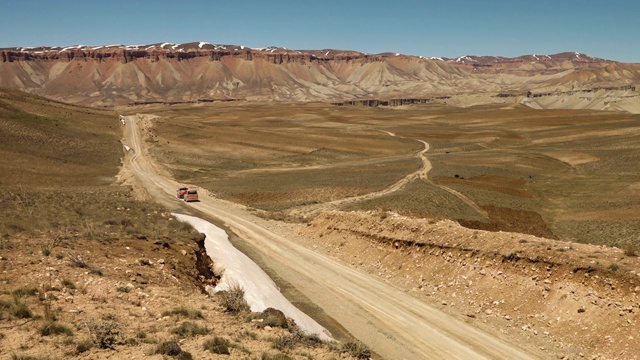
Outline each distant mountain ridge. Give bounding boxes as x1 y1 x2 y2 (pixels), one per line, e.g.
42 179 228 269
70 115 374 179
1 42 638 112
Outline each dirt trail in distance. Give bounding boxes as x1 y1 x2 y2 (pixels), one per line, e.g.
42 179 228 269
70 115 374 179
289 129 489 220
120 113 539 359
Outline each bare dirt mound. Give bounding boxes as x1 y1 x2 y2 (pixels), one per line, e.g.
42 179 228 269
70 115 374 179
298 210 640 360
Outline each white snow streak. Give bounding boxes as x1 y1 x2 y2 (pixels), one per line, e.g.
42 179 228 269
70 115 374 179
456 55 476 63
173 214 333 341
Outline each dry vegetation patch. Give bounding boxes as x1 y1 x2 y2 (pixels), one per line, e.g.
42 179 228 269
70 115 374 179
0 91 353 359
142 102 640 246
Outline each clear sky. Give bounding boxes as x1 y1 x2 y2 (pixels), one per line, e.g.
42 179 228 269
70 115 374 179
1 0 638 63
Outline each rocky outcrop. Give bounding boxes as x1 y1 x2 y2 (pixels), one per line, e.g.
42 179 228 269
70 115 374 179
0 43 638 108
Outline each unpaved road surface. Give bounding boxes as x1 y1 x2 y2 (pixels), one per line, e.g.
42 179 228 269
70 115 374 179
121 114 539 360
289 130 488 220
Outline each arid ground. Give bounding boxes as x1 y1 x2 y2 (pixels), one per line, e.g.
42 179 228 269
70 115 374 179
3 86 640 359
133 101 640 248
0 90 362 359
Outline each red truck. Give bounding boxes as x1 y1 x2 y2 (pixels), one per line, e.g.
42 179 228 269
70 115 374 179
184 189 199 202
177 187 188 199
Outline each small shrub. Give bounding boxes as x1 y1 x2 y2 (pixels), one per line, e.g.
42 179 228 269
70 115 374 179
10 299 32 319
69 254 88 268
62 279 76 289
102 313 117 321
608 263 620 272
272 332 299 351
12 287 38 297
340 340 372 359
76 340 93 354
116 286 131 293
155 340 183 356
10 355 53 360
217 284 249 314
623 244 637 257
170 321 209 338
161 307 204 319
40 322 73 336
89 268 103 276
229 342 251 354
259 308 288 329
86 320 122 349
203 336 230 354
243 331 258 340
176 352 193 360
261 353 293 360
41 248 51 256
55 254 64 260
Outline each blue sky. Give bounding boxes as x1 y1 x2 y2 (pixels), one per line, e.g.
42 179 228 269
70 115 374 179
1 0 638 62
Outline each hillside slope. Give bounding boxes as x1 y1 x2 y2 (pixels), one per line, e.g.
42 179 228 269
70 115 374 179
1 43 639 110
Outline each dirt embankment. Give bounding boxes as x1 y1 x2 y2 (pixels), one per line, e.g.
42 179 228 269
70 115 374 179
298 211 640 360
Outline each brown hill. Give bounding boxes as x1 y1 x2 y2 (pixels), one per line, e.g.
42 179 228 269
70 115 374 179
1 43 639 110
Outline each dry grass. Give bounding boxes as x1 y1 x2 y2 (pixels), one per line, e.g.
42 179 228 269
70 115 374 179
145 102 640 247
217 283 250 314
0 91 358 359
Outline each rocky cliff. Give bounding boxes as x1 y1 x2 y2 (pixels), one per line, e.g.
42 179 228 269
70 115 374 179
1 42 639 108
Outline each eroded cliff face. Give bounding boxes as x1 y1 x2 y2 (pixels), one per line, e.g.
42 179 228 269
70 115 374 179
0 43 639 108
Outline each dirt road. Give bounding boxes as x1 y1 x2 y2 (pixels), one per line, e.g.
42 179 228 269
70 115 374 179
288 129 488 220
121 114 539 359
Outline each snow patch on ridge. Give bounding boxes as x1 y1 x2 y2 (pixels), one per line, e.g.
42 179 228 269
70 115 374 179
456 55 476 63
172 213 333 341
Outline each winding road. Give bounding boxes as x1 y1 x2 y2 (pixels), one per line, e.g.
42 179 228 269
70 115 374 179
121 114 537 360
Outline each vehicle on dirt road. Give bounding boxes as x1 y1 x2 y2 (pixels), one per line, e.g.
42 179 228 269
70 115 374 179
184 189 199 202
177 187 188 199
